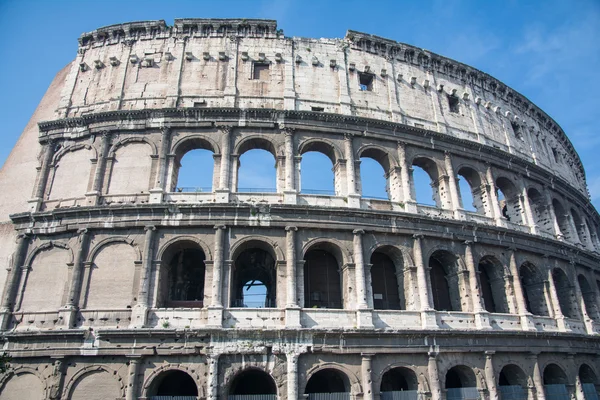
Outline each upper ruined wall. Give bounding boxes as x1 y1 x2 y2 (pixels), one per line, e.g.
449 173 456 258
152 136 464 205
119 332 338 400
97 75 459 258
54 18 586 195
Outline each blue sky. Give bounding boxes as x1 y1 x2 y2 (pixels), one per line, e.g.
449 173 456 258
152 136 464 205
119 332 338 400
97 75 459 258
0 0 598 210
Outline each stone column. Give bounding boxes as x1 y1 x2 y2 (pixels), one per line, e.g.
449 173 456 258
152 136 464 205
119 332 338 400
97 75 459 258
414 234 436 328
0 233 30 330
207 353 219 400
150 127 172 203
507 249 533 330
397 142 413 199
345 134 360 207
87 133 111 205
125 357 141 400
572 263 593 334
464 241 491 329
543 187 561 239
287 352 299 400
546 264 567 331
217 125 232 202
574 372 586 400
485 351 499 400
428 352 442 400
285 226 301 328
283 127 297 204
131 225 156 328
29 141 55 212
208 225 226 327
354 230 373 328
62 228 90 327
520 182 538 234
362 354 374 400
529 353 546 400
486 164 503 225
444 152 462 215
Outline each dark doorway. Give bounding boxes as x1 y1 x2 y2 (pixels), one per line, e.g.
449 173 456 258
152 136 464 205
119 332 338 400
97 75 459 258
306 368 349 394
371 252 401 310
304 250 342 309
153 370 198 397
229 369 277 396
231 248 276 308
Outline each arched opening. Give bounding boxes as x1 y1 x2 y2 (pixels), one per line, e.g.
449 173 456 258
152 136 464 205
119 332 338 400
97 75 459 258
429 250 462 311
359 148 393 200
160 241 206 308
231 246 276 308
552 268 578 319
457 167 484 214
229 369 277 398
543 364 569 400
445 366 479 400
380 367 419 400
519 262 549 316
237 146 277 193
304 247 343 309
552 200 572 241
578 275 600 320
173 137 216 193
370 250 402 310
478 256 510 314
579 364 599 400
305 368 350 398
412 157 440 207
300 151 336 195
498 364 528 400
527 188 553 234
496 177 523 224
149 370 198 399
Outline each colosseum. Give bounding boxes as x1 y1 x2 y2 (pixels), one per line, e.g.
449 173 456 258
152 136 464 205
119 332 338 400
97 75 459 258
0 17 598 400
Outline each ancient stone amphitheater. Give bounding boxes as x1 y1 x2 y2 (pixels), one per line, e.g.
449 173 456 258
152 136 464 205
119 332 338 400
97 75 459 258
0 18 598 400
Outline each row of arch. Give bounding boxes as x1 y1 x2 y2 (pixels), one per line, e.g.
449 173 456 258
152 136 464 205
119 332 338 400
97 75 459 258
3 360 596 399
39 131 600 253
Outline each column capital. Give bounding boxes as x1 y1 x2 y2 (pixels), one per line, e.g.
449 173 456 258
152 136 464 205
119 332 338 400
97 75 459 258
77 227 89 235
506 245 518 252
353 229 365 235
285 226 298 232
214 225 227 230
485 350 496 357
161 126 172 135
281 126 296 136
463 240 474 246
215 124 233 134
397 141 407 149
361 353 375 359
144 225 156 232
413 233 425 240
344 132 354 141
428 351 439 359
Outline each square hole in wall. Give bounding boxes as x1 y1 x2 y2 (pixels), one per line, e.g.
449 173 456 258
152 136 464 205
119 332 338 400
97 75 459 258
311 106 324 112
447 95 459 113
253 63 270 80
358 72 374 91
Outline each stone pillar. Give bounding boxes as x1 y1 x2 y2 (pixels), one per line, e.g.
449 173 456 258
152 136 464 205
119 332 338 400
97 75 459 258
572 263 593 334
362 354 374 400
131 225 156 328
486 164 503 226
207 354 219 400
87 133 111 205
285 226 301 327
464 241 491 329
125 357 141 400
520 182 538 234
29 141 55 212
217 125 232 202
150 127 172 203
287 352 299 400
529 353 546 400
574 372 586 400
444 152 462 215
485 351 499 400
428 352 442 400
62 228 90 327
283 127 297 204
0 233 30 330
543 187 561 239
507 249 534 330
414 234 436 328
354 230 373 328
345 134 361 207
208 225 226 327
546 264 567 331
397 142 414 206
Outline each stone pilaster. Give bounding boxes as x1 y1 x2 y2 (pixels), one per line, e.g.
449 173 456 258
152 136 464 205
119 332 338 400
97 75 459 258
444 152 462 216
345 134 360 207
131 225 156 328
507 248 534 330
29 141 56 212
216 125 232 202
485 351 499 400
87 132 111 206
0 233 30 330
428 351 441 400
397 141 416 212
354 230 373 328
413 234 436 328
546 264 567 331
362 353 374 400
125 357 141 400
207 353 220 400
208 225 226 327
529 353 546 400
150 127 172 203
464 241 491 329
486 164 503 226
287 352 299 400
283 127 297 204
61 228 90 327
285 226 301 328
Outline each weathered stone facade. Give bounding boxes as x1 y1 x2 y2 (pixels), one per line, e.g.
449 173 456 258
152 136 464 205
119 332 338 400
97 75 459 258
0 18 598 400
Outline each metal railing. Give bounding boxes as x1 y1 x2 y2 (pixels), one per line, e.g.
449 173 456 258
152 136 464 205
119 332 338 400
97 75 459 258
237 187 277 193
380 390 419 400
446 387 480 400
544 385 569 400
363 194 390 200
498 385 527 400
307 393 351 400
175 187 212 193
230 298 277 308
228 395 277 400
582 383 599 400
301 188 336 195
151 396 197 400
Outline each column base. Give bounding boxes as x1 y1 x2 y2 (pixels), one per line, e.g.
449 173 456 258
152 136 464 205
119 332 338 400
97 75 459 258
207 306 224 328
130 304 148 328
556 315 568 332
0 309 12 331
347 194 361 208
214 189 230 203
356 309 374 329
284 191 297 205
58 306 77 329
520 313 535 331
285 306 302 328
474 311 492 330
421 309 438 329
149 188 164 204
